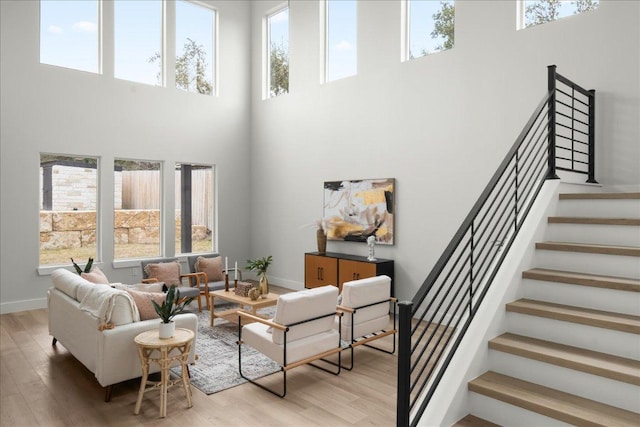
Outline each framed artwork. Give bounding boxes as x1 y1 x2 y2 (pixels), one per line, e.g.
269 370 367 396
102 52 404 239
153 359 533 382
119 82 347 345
323 178 395 245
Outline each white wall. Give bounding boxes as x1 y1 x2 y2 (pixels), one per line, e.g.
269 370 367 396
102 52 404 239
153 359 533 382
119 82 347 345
249 0 640 303
1 0 638 313
0 0 252 313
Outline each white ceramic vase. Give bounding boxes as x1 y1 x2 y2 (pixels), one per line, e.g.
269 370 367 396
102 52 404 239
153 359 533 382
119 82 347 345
159 321 175 339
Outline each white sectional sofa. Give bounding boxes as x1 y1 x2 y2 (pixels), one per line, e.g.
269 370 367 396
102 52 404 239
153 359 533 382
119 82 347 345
47 268 198 401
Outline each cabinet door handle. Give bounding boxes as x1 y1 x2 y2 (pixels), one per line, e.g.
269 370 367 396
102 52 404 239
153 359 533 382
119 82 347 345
318 267 324 281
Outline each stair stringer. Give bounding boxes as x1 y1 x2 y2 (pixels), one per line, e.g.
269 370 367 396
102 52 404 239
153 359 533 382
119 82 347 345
417 179 583 426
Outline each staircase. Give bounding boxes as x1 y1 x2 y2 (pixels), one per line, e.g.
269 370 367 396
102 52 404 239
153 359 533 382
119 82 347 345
456 192 640 426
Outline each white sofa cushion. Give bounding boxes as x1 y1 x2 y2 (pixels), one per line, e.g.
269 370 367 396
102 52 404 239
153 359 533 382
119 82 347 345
271 285 338 345
51 268 86 300
243 321 339 365
52 269 139 325
338 275 391 340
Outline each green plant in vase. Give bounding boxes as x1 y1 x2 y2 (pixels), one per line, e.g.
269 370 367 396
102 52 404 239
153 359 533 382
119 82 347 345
152 285 194 338
245 255 273 297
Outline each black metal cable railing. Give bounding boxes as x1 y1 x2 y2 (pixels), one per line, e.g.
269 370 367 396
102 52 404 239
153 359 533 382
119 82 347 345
396 66 596 427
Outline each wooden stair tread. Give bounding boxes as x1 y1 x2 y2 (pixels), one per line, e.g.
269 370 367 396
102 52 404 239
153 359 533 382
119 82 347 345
506 299 640 334
489 333 640 385
522 268 640 292
451 414 501 427
548 216 640 226
559 192 640 200
468 371 640 427
535 241 640 257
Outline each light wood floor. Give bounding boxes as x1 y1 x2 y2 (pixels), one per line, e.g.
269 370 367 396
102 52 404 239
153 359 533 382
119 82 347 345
0 287 398 426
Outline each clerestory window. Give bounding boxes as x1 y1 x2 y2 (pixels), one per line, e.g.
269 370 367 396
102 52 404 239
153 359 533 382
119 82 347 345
40 0 100 73
266 6 289 98
404 0 455 61
519 0 599 29
324 0 357 83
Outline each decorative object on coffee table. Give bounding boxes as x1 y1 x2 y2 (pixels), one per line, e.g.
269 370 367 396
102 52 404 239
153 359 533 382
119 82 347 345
245 255 272 298
152 285 194 339
234 281 254 297
209 288 278 327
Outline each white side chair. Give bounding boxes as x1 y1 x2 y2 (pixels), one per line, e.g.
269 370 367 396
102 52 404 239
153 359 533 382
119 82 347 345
237 285 343 397
336 275 397 370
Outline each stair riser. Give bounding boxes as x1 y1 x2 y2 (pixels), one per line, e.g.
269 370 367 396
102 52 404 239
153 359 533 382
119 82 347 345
506 312 640 359
522 279 640 316
468 393 572 427
489 350 640 412
556 199 640 218
535 250 640 278
546 223 640 247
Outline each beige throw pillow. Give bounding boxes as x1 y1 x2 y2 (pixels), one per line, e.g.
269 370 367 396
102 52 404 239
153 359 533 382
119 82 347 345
195 256 224 282
126 289 166 321
81 266 109 285
144 261 181 285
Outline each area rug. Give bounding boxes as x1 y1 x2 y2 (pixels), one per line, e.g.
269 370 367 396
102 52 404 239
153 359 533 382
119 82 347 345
171 307 280 395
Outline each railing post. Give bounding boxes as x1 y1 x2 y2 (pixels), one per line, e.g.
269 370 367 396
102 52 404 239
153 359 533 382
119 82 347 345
397 301 413 427
587 89 598 183
546 65 559 179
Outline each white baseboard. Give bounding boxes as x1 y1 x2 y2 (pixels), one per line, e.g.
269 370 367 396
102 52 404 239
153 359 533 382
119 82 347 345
0 297 48 314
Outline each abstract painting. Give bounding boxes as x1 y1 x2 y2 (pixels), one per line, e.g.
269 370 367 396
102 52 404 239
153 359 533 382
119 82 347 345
323 178 395 245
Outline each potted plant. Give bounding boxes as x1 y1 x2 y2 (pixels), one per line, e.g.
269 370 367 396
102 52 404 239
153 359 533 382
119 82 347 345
245 255 273 297
152 285 193 339
71 257 93 275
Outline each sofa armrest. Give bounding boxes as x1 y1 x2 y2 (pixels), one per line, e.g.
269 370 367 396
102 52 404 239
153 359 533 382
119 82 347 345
95 313 198 387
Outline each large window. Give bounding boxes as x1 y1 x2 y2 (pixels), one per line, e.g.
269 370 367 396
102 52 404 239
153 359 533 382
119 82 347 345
176 1 215 95
40 0 99 73
519 0 599 29
39 154 99 266
266 7 289 98
325 0 357 82
114 0 163 86
114 159 162 260
406 0 455 60
175 163 215 255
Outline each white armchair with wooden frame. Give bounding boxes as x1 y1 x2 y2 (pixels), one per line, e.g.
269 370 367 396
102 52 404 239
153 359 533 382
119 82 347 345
336 275 397 370
237 285 343 397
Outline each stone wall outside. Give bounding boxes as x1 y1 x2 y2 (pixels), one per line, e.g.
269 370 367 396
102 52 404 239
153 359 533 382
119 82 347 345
40 209 210 250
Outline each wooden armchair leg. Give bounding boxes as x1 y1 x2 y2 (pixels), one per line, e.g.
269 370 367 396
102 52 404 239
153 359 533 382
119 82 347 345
104 385 113 402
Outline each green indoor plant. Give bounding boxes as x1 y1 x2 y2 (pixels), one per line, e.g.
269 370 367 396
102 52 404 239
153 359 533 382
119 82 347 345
152 285 194 338
245 255 273 297
71 257 93 275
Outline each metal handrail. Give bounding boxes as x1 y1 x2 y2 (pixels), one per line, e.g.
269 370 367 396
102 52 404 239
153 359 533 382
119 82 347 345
396 66 596 427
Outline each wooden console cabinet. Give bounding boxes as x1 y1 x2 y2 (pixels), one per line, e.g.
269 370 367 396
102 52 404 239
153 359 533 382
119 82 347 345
305 252 394 295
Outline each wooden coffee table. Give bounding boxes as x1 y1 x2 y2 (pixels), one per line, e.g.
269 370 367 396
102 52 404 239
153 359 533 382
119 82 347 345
209 288 278 327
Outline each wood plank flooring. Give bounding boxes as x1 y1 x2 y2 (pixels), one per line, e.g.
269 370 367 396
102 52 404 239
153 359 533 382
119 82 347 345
0 287 398 426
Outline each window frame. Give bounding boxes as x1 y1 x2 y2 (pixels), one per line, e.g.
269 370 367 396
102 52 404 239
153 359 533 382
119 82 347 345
39 0 102 74
113 158 164 262
264 4 290 99
322 0 358 83
175 0 218 96
175 162 216 256
38 153 101 271
518 0 600 30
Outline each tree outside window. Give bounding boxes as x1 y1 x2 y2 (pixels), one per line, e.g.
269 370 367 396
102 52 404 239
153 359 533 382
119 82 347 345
407 0 454 60
267 7 289 98
523 0 599 28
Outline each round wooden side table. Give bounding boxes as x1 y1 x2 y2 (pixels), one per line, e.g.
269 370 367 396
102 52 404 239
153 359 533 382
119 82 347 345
134 328 195 418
